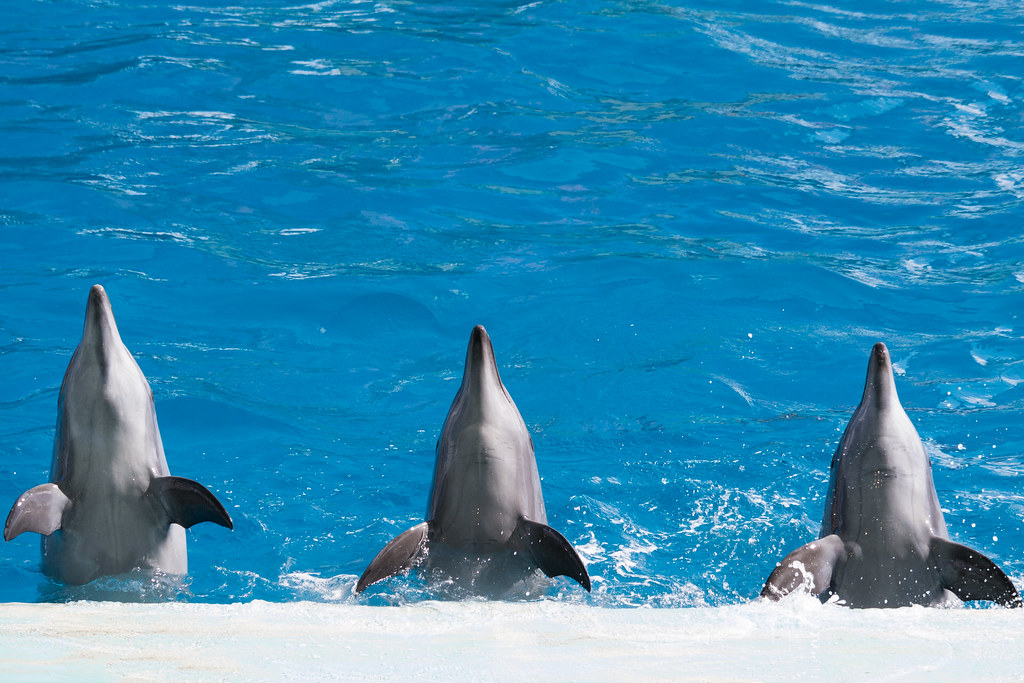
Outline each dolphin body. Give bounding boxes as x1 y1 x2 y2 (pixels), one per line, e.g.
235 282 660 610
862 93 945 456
4 285 233 585
762 342 1020 608
357 325 590 595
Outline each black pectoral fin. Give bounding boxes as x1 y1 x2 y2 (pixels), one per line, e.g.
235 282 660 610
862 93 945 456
931 537 1022 608
761 534 845 601
356 522 429 593
4 483 70 541
512 518 591 592
148 476 233 530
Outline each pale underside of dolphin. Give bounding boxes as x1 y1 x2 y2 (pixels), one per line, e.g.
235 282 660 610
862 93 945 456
762 342 1020 608
4 284 233 586
356 325 591 594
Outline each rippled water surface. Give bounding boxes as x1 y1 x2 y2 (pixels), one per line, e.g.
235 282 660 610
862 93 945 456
1 0 1024 605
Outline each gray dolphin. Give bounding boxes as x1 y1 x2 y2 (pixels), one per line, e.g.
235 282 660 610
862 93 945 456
762 342 1020 608
4 285 233 585
356 325 590 594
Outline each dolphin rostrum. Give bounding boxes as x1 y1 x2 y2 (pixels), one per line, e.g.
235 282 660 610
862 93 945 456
357 325 590 594
762 342 1020 608
4 285 233 585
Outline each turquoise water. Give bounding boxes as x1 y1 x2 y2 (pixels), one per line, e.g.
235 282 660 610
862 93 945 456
1 0 1023 606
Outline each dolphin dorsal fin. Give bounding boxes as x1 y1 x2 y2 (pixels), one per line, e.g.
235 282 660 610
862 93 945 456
147 476 233 530
512 517 591 592
356 522 429 593
931 537 1022 608
4 483 70 541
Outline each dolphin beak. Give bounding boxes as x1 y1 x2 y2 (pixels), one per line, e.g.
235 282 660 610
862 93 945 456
871 342 890 364
81 284 124 350
862 342 899 407
88 284 109 311
462 325 503 392
468 325 493 366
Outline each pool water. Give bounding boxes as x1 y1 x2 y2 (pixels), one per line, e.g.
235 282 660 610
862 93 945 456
1 0 1023 607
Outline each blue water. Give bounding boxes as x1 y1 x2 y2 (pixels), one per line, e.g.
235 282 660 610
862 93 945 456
1 0 1023 607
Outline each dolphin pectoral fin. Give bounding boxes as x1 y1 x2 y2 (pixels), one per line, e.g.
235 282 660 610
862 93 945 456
356 522 429 593
148 476 233 530
512 518 592 592
931 537 1022 608
5 483 69 541
761 534 845 601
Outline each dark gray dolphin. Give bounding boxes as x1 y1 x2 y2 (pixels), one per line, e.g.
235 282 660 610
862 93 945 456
762 342 1020 608
356 325 590 594
4 285 233 585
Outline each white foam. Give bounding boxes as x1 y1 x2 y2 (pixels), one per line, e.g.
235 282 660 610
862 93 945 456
1 600 1022 679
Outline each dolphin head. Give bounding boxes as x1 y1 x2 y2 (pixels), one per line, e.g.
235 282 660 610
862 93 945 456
823 341 946 539
443 324 525 460
427 325 545 548
860 342 901 411
54 285 162 485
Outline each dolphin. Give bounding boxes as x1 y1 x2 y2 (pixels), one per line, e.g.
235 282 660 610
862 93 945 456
4 284 233 585
762 342 1021 608
356 325 590 595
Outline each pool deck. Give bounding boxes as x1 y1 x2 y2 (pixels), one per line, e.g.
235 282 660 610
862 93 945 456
1 600 1022 680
